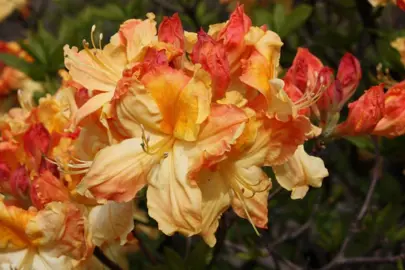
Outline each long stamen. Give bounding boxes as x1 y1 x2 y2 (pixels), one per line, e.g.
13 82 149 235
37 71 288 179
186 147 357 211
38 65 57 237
99 33 103 50
230 180 260 236
90 25 97 49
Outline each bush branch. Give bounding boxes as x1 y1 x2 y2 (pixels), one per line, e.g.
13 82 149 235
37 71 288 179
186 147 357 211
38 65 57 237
321 137 382 270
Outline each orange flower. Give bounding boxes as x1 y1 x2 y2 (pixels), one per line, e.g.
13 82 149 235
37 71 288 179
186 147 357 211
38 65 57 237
335 85 385 136
191 30 230 99
373 81 405 137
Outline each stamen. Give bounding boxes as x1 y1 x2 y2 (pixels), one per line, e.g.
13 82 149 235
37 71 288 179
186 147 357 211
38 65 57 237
99 33 103 50
91 25 97 49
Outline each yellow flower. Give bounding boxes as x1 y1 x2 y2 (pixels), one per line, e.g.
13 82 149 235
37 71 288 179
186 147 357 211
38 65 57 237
273 145 329 199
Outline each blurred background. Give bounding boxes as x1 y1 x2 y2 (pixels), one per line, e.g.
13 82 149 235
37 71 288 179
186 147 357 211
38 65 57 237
1 0 405 269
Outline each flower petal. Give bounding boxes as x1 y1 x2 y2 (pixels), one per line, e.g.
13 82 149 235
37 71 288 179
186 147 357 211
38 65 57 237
0 200 37 251
76 137 163 202
63 44 125 93
142 66 190 135
147 147 202 237
273 145 328 199
118 14 157 61
264 115 312 166
72 91 114 128
335 84 385 136
373 81 405 137
88 201 134 246
158 13 184 49
191 30 230 99
198 170 231 247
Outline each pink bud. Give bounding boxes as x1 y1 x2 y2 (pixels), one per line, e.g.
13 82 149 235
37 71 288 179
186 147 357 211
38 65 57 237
336 53 362 108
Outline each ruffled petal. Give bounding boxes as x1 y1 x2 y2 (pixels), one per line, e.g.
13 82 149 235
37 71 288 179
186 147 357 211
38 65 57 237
63 44 125 93
147 147 202 237
76 137 164 202
88 201 134 246
264 115 312 166
198 171 231 247
273 145 328 199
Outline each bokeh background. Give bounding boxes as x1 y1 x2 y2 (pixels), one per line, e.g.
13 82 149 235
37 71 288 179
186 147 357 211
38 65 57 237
1 0 405 269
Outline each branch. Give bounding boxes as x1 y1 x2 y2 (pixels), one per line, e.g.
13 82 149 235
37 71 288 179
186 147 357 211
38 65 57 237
267 220 311 252
268 186 282 201
93 247 122 270
337 253 405 265
321 137 382 270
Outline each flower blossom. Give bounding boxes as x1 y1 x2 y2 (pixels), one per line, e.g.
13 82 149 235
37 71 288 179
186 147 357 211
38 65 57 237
62 5 329 247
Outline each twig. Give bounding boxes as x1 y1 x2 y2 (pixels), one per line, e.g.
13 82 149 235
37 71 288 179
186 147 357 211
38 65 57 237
93 246 122 270
132 229 157 265
336 253 405 265
320 137 382 270
267 221 311 252
271 250 303 270
268 186 283 201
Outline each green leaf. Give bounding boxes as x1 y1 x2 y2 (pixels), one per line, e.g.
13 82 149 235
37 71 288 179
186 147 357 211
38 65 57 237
0 54 44 81
278 4 312 38
186 241 211 270
344 136 374 151
164 248 186 270
33 91 47 105
252 9 273 29
273 4 285 33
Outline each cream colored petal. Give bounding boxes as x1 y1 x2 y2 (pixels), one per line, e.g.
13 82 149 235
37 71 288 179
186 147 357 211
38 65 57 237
198 170 231 247
88 201 134 246
298 146 329 188
147 146 202 237
72 91 114 128
76 137 164 202
63 45 124 94
114 79 163 138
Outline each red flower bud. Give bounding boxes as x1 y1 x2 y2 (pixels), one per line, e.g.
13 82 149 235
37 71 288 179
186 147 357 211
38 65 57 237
336 53 362 108
284 48 323 94
373 81 405 137
335 84 385 136
191 30 230 99
158 13 184 49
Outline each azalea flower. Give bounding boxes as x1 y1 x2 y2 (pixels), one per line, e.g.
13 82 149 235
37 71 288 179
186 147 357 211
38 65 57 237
61 5 332 247
373 81 405 137
334 85 385 137
283 48 361 131
273 145 329 199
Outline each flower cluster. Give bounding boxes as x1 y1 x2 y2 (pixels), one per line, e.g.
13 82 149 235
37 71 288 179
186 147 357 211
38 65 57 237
1 4 405 269
62 5 330 247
